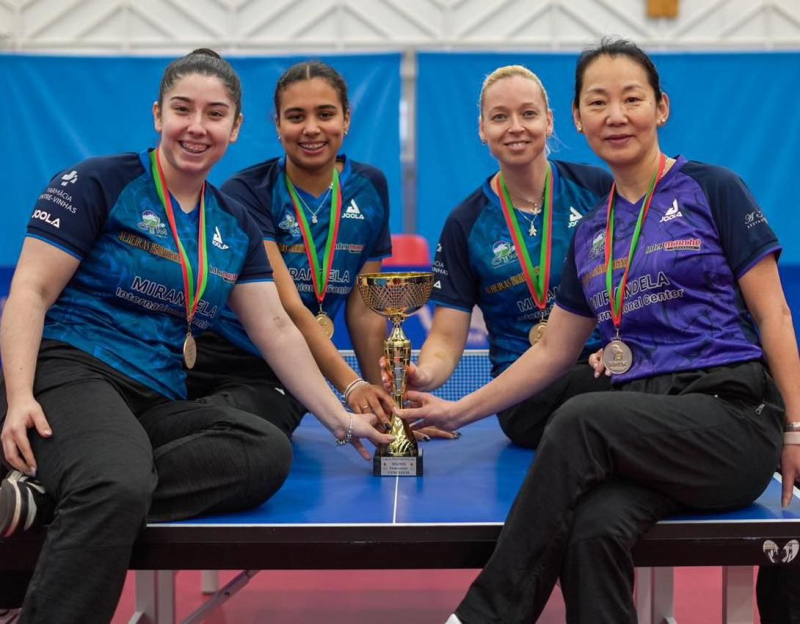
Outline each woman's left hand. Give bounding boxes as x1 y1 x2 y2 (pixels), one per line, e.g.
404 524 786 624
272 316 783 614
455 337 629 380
395 390 463 433
588 348 611 378
346 412 395 460
781 443 800 507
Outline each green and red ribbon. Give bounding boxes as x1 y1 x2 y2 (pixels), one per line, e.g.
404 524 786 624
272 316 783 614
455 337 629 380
286 169 342 308
496 163 553 311
605 153 666 329
150 149 209 326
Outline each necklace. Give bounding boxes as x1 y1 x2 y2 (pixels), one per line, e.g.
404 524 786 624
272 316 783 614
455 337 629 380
294 184 333 224
510 192 543 213
516 208 540 236
510 191 543 235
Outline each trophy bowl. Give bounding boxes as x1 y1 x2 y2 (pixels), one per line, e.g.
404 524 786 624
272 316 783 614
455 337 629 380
356 272 435 322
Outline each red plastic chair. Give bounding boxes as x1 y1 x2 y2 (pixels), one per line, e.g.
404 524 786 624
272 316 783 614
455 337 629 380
383 234 431 268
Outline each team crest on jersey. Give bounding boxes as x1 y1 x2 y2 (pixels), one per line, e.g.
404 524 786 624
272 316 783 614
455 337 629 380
490 240 517 267
278 212 301 237
137 210 168 238
589 231 605 260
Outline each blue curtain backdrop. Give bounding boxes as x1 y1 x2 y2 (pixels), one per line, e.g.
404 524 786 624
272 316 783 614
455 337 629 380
0 53 403 268
417 51 800 264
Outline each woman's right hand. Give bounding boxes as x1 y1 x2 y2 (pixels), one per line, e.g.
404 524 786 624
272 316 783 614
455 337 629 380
1 397 52 476
395 391 464 433
341 412 395 460
379 357 460 441
588 348 611 379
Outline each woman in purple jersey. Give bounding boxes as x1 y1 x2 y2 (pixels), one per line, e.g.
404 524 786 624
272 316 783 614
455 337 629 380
0 50 391 624
384 65 612 449
397 39 800 624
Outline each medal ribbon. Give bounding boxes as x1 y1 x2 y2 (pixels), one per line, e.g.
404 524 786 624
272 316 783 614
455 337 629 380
496 163 553 310
286 169 343 307
604 153 666 329
150 149 209 326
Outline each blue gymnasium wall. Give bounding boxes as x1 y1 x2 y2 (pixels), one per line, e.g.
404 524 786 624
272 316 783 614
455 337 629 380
0 53 402 272
417 51 800 262
3 51 800 342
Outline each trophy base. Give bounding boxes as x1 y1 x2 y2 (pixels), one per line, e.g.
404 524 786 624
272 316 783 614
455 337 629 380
373 447 423 477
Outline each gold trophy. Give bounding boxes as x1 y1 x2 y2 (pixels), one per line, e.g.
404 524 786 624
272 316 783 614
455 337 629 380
357 272 434 476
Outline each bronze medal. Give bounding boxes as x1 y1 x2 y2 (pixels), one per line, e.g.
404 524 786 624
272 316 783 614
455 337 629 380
183 332 197 369
602 338 633 375
316 312 334 339
602 155 665 379
497 167 554 351
151 150 208 376
529 321 547 346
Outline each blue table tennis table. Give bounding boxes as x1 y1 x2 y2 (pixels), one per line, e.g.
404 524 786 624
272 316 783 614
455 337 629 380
2 351 800 623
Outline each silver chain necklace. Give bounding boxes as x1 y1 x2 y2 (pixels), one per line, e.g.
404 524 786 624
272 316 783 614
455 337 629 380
296 185 333 224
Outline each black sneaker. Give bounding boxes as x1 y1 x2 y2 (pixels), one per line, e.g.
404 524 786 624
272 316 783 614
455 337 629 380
0 470 52 537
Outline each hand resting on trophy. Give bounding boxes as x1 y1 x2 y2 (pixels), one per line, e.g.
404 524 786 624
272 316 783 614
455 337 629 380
379 356 461 441
393 390 473 434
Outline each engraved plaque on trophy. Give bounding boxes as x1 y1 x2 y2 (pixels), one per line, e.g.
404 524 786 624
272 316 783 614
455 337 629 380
357 272 434 477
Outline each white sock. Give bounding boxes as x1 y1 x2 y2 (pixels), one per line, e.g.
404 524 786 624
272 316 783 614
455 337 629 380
444 615 462 624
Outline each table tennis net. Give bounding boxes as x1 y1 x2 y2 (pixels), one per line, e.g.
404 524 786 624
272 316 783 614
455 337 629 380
336 349 492 404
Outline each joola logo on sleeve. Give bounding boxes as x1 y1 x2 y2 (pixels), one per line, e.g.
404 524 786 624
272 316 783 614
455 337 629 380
343 199 365 219
32 209 60 228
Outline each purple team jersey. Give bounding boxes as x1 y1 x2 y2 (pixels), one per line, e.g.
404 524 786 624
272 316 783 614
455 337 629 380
557 156 780 384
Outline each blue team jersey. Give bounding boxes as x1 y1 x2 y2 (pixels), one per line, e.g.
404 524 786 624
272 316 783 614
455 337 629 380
27 150 272 399
431 160 612 378
557 156 780 384
212 155 392 357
